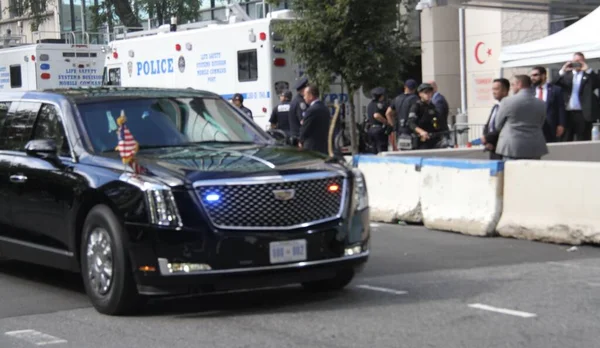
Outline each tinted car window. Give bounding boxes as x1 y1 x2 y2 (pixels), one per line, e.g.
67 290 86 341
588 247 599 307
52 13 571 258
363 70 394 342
76 97 270 153
32 104 70 157
0 101 40 151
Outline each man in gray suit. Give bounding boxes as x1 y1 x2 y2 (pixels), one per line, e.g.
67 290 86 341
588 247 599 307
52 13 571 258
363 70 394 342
494 75 548 160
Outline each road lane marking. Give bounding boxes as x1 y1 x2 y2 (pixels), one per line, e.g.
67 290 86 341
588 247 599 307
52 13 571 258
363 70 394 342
547 261 600 271
468 303 537 318
4 330 67 346
356 284 408 295
370 223 380 228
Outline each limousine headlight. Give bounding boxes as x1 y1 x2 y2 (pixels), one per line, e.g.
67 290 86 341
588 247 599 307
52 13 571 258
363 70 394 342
145 189 182 227
119 172 183 228
352 168 368 211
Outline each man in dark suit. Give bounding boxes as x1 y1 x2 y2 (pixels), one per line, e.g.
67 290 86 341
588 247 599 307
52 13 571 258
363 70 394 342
530 66 566 143
481 78 509 159
288 77 309 144
554 52 600 141
428 80 450 132
299 84 330 155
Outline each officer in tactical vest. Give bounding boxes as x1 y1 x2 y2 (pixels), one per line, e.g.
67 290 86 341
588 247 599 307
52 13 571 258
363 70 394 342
288 77 309 144
269 90 293 135
408 83 444 150
366 87 393 154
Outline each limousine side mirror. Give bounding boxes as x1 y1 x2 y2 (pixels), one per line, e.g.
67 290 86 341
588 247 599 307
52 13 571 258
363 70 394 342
25 139 59 160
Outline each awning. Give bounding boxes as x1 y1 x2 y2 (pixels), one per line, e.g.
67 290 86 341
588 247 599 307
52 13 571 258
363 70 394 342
498 5 600 68
455 0 600 15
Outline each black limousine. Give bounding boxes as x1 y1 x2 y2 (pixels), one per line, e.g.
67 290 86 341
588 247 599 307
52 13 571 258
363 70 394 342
0 87 370 316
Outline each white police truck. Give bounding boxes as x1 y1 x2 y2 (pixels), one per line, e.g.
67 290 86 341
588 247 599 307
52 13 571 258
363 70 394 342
0 29 106 91
102 4 371 133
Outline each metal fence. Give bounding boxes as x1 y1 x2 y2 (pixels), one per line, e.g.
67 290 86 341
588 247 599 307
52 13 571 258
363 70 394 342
449 123 486 147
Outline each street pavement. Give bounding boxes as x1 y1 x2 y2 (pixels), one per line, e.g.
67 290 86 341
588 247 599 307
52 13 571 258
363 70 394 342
1 223 600 348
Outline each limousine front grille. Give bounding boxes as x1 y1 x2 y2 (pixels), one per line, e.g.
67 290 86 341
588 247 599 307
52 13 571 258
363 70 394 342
194 173 347 230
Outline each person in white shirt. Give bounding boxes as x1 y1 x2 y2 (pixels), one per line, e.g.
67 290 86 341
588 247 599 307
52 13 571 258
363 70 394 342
553 52 600 141
481 78 509 159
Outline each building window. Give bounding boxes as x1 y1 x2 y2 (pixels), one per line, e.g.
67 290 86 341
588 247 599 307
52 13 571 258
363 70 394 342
9 0 25 17
549 14 580 35
238 49 258 82
61 0 74 31
213 8 227 20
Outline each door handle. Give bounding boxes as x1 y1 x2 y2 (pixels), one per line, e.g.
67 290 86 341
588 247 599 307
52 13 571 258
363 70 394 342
10 174 27 184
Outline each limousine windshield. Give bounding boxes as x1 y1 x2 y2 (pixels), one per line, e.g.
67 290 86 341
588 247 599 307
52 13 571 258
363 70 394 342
76 96 271 153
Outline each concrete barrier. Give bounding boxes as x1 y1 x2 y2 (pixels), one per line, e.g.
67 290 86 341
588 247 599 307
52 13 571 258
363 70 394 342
420 158 504 237
381 140 600 162
496 160 600 245
381 146 488 160
354 155 423 223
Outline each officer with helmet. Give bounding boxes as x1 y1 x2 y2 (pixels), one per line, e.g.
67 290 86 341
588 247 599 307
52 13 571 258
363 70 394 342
232 93 253 120
269 90 293 135
408 83 444 149
366 87 393 154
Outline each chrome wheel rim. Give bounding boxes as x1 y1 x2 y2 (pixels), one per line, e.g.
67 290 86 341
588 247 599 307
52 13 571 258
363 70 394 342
86 227 114 296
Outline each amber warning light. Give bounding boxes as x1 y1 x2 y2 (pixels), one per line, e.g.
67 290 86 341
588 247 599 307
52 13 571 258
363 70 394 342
328 184 340 193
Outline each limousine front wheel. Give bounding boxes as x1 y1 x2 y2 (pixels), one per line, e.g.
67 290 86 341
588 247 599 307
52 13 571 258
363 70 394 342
80 205 140 316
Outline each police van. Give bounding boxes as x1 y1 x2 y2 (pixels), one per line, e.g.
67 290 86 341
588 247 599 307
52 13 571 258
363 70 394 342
0 30 106 91
102 4 370 133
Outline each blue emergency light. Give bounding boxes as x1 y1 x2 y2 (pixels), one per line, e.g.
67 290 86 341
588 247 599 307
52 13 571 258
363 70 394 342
205 193 220 202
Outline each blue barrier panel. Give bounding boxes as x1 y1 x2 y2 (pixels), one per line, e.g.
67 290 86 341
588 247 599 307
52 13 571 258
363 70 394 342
353 154 423 168
421 158 504 176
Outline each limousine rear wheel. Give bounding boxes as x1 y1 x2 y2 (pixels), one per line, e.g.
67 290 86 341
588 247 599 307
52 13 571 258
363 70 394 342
81 204 140 316
301 268 355 292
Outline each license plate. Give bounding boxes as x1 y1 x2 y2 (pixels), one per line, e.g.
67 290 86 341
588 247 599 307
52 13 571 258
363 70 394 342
269 239 307 264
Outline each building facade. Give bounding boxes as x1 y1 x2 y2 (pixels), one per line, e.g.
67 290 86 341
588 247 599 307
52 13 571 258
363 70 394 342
0 0 60 45
2 0 596 126
419 0 599 126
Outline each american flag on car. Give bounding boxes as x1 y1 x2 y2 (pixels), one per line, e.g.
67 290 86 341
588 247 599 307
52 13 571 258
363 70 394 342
115 109 148 175
117 123 137 162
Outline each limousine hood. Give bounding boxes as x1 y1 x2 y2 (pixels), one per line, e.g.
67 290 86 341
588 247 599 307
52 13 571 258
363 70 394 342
89 143 348 187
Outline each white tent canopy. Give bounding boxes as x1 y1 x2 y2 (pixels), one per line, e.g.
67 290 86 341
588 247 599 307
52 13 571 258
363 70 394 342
499 6 600 68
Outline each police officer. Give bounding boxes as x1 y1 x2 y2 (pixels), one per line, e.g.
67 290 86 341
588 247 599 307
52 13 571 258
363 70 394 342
269 90 292 134
366 87 393 154
408 83 443 150
232 93 253 120
386 79 418 137
288 77 309 144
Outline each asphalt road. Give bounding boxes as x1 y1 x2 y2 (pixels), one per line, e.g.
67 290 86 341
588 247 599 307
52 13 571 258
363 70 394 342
1 223 600 348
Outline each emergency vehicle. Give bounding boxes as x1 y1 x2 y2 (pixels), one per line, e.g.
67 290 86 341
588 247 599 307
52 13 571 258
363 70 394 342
102 4 371 132
0 30 106 91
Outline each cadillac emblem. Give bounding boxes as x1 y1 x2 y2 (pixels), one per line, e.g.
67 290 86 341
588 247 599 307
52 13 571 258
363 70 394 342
273 189 295 201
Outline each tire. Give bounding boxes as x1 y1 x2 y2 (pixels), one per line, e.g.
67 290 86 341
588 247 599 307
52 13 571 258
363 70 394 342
80 204 141 316
301 268 355 292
